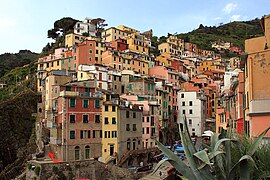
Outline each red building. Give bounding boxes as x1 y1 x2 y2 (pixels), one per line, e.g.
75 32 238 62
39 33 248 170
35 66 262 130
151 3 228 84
110 38 129 51
50 81 103 162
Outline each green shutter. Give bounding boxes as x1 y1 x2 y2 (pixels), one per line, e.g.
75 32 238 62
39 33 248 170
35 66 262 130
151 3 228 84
129 84 132 91
74 56 76 60
95 100 100 108
70 98 76 107
148 84 151 90
83 100 88 108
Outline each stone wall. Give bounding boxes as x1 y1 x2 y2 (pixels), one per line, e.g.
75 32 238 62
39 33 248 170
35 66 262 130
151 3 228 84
26 159 137 180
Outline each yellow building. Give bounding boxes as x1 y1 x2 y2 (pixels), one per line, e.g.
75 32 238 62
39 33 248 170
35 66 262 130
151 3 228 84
102 27 128 42
102 50 149 75
117 25 140 34
156 52 172 66
102 94 119 163
158 36 184 55
126 33 149 55
199 58 225 72
65 33 84 48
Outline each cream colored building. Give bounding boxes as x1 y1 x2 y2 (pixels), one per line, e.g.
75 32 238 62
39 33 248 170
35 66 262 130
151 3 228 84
65 33 84 48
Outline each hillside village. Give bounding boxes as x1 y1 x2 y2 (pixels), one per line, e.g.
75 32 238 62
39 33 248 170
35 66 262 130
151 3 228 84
4 14 268 179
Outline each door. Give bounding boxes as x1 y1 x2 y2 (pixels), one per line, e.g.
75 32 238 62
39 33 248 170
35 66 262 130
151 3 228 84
110 145 114 156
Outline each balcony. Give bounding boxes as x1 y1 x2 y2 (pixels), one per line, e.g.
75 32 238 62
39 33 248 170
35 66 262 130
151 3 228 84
60 91 79 97
50 138 62 144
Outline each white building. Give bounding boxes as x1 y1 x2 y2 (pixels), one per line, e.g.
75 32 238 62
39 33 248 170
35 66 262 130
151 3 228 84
77 64 110 90
74 17 96 36
178 91 207 137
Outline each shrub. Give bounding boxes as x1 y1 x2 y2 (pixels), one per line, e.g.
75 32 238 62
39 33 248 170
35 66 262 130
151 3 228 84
27 163 32 170
34 166 40 175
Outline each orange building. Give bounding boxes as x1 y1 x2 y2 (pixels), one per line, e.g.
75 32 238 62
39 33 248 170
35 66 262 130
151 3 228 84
242 14 270 140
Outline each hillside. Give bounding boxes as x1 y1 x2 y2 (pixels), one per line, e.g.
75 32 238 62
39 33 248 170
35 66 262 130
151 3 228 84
0 52 38 177
0 50 38 78
177 18 264 51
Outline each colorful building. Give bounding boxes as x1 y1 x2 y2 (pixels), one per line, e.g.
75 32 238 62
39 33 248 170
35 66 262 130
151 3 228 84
48 81 103 161
102 93 143 164
241 14 270 140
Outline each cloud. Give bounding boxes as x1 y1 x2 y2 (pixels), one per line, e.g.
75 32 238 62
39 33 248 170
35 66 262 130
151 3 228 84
213 17 222 21
0 18 16 28
223 3 237 14
231 15 241 21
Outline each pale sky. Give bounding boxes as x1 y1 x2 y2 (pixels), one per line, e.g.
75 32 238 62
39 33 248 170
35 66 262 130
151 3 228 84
0 0 269 54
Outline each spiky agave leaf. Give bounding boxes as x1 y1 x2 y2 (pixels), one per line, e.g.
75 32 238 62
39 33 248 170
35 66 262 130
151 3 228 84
179 116 216 180
227 155 257 180
247 127 270 156
152 139 196 179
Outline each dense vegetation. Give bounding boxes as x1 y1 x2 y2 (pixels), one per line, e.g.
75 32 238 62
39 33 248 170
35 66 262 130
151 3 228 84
0 50 38 78
177 18 263 50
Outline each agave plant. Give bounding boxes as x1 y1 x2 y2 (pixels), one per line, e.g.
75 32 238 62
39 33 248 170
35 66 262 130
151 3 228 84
152 116 270 179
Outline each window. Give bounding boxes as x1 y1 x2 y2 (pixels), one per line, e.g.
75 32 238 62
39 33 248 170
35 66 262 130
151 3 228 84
87 130 90 138
133 112 136 118
182 101 185 106
83 114 88 123
93 130 96 138
146 127 150 134
100 130 102 138
129 84 132 91
70 130 75 139
112 117 116 124
80 130 84 139
148 83 151 90
126 111 130 118
89 43 92 46
189 109 193 114
108 131 110 138
83 99 88 108
74 146 80 160
151 117 154 126
89 57 92 61
126 124 130 131
85 146 90 159
89 50 92 54
95 100 100 108
181 93 184 98
112 106 116 112
183 110 186 114
112 131 117 138
70 98 76 107
104 117 109 124
143 128 144 134
189 119 192 125
106 94 110 101
96 50 98 54
189 101 193 106
133 124 137 131
70 115 75 123
142 117 144 122
104 131 107 138
95 115 100 123
105 105 109 111
147 117 150 122
74 56 76 60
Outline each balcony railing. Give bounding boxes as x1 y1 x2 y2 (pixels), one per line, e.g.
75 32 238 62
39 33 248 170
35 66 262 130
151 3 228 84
60 91 79 97
50 138 62 144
